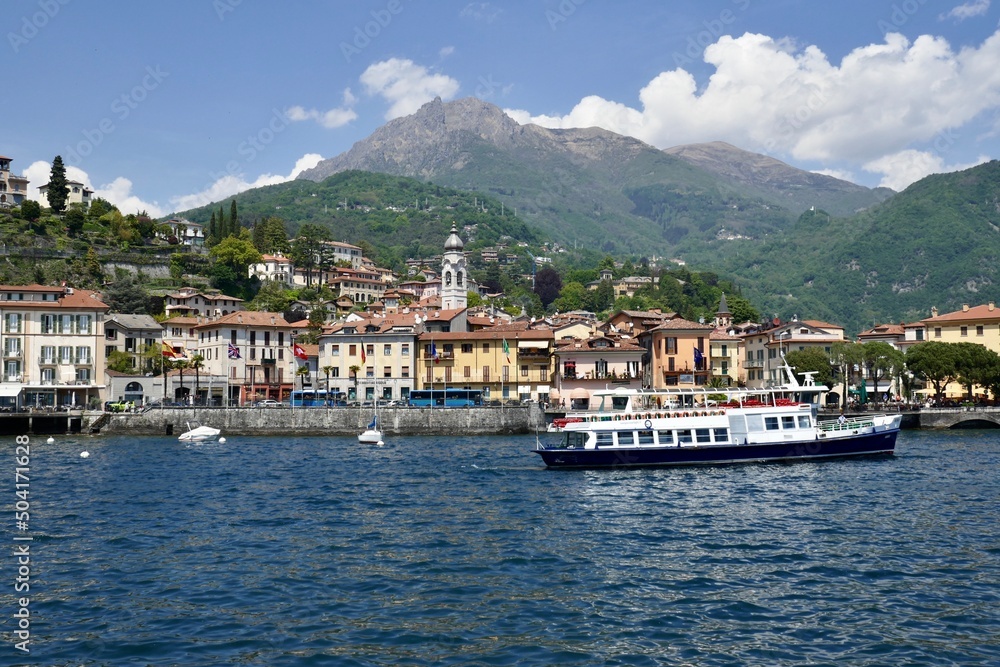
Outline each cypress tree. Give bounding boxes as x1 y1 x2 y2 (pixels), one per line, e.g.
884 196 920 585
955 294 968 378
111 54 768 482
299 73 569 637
208 212 217 246
230 200 239 236
48 155 69 215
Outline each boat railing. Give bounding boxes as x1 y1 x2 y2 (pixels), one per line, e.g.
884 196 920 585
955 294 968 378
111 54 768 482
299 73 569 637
817 416 875 432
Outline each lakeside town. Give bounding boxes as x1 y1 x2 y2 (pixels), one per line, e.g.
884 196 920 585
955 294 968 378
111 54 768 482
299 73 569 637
0 208 994 416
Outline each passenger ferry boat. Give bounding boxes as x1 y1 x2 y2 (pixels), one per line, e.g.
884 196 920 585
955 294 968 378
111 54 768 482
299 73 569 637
534 364 901 469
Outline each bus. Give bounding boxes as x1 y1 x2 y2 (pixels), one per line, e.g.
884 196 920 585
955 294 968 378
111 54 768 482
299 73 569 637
289 390 347 407
407 388 483 407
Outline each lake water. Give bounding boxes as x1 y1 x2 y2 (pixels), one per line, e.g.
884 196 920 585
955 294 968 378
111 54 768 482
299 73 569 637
5 430 999 666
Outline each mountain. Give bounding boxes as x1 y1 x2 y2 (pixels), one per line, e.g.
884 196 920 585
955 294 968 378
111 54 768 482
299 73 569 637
719 160 1000 334
663 141 893 216
299 97 889 260
174 171 540 268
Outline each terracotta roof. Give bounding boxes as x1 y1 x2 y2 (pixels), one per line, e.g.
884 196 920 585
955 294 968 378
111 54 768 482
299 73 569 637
922 303 1000 323
646 318 715 332
710 330 742 341
194 311 294 329
801 319 842 331
417 330 554 341
858 323 905 336
555 335 644 352
0 285 108 310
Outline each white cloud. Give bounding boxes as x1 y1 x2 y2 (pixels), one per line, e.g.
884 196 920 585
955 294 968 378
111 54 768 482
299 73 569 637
862 150 990 190
460 3 502 23
287 88 358 129
23 160 165 216
505 30 1000 187
940 0 990 21
439 46 455 58
812 168 858 183
168 153 324 213
360 58 460 119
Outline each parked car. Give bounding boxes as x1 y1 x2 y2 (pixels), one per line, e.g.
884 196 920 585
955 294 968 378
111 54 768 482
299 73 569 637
254 399 282 408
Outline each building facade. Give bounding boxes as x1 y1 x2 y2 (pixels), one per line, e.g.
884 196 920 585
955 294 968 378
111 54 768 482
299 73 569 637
0 155 30 208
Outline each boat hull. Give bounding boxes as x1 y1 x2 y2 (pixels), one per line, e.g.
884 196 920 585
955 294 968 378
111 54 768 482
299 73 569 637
358 430 383 444
534 430 897 468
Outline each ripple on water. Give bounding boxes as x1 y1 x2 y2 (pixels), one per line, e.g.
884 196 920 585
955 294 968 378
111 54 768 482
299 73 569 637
11 430 1000 665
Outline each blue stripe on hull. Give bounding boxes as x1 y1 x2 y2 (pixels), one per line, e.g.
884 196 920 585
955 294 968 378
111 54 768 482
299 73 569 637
534 431 897 468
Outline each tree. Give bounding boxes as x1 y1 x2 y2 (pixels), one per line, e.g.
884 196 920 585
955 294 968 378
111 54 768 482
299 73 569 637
210 231 262 275
534 266 562 308
726 294 760 325
952 342 998 401
784 348 835 388
230 200 239 236
107 350 136 374
594 279 615 312
102 274 149 313
290 224 326 287
830 341 865 409
64 206 86 235
296 364 311 393
349 364 361 400
551 281 589 313
861 341 903 400
20 200 41 222
190 354 205 405
322 366 335 404
906 341 958 401
47 155 69 215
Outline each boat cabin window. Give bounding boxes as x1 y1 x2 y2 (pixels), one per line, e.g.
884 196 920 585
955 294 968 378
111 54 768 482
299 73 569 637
677 429 693 444
611 396 629 411
798 416 811 428
696 429 712 444
595 432 614 447
781 416 797 429
713 428 729 443
617 431 635 446
563 432 588 448
637 430 654 446
657 430 675 446
764 416 780 431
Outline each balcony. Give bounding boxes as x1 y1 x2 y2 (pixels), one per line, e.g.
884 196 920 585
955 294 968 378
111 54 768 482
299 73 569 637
74 357 93 366
38 357 57 366
3 349 22 359
743 360 764 369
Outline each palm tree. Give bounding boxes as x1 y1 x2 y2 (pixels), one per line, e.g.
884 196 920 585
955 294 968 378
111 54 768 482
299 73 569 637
174 359 189 404
322 365 335 405
190 354 205 405
349 364 361 401
296 365 311 396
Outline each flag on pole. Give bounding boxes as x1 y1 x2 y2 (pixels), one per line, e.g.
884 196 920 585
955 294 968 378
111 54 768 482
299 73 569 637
430 342 440 363
227 343 241 360
361 346 367 364
502 338 510 364
161 342 176 358
694 347 704 368
293 343 308 360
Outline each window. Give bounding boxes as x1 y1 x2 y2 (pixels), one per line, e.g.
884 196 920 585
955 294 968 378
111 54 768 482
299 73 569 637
721 344 728 356
464 365 471 378
961 326 968 337
5 313 22 334
596 432 614 447
42 314 55 334
764 416 780 430
695 429 712 443
668 358 675 372
677 429 693 444
617 431 635 446
384 344 391 356
666 337 677 354
797 416 811 428
383 366 391 378
482 366 490 382
332 345 340 356
977 325 984 336
401 366 409 378
657 431 675 446
444 367 452 382
916 329 924 341
520 364 528 377
401 344 409 356
443 344 453 356
483 343 490 353
264 331 271 346
59 346 73 363
461 343 473 353
502 366 509 383
781 416 796 429
106 328 118 340
366 344 374 358
637 430 654 445
332 367 340 378
41 345 55 362
250 331 257 345
713 428 729 442
934 327 942 338
349 344 357 356
366 366 374 378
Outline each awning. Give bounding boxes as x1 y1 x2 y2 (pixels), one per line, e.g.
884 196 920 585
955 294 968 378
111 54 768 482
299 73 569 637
517 385 531 393
517 341 548 349
548 388 561 400
570 388 590 399
0 384 23 397
536 385 550 393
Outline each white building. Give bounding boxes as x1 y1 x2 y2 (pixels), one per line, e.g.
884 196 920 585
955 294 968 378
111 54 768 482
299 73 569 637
0 155 30 208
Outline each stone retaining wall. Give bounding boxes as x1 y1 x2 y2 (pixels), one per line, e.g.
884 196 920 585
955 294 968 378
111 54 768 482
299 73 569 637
100 405 544 436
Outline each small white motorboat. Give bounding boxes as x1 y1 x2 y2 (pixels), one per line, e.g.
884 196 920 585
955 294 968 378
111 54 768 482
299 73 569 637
178 422 222 443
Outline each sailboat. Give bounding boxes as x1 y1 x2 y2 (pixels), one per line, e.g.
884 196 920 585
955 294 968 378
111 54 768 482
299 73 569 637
358 342 385 444
358 412 383 444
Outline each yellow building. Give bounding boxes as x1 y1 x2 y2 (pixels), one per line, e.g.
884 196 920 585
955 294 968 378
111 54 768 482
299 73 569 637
416 330 554 402
640 318 716 389
919 302 1000 399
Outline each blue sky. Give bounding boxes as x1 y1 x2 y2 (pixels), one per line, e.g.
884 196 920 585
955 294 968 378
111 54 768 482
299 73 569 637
7 0 1000 216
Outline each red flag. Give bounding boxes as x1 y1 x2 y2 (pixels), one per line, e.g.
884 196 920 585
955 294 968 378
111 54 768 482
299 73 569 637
161 342 176 358
361 346 367 364
293 343 308 360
